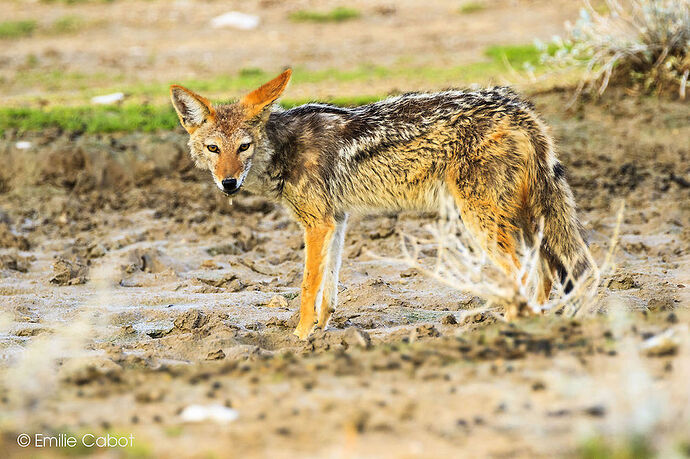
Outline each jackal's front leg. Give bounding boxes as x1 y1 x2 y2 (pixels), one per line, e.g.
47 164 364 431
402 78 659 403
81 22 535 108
294 221 335 340
317 216 347 330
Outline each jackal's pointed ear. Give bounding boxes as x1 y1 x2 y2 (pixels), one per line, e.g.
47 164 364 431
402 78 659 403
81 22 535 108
170 85 215 133
241 68 292 119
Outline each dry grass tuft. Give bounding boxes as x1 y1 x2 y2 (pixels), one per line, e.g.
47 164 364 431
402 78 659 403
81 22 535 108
396 198 624 320
542 0 690 102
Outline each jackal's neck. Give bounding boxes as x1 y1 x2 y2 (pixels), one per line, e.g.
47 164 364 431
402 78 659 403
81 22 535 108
240 106 306 197
244 104 351 198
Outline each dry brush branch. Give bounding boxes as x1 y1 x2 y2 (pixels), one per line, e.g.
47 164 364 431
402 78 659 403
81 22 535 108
541 0 690 104
393 198 624 320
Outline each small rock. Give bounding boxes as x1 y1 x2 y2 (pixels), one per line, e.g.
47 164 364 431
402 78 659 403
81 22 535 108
206 244 241 256
210 12 260 30
139 320 174 339
399 268 417 278
583 405 606 417
345 327 371 348
174 309 208 331
647 297 674 311
441 314 457 325
370 227 395 240
607 275 639 290
201 259 220 269
265 317 289 328
91 92 124 105
50 258 88 285
266 295 288 308
641 329 679 357
197 274 245 291
135 388 166 403
414 324 440 339
206 349 226 360
531 381 546 391
180 404 239 423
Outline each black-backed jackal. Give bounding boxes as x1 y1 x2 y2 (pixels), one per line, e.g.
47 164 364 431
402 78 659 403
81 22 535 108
170 69 591 339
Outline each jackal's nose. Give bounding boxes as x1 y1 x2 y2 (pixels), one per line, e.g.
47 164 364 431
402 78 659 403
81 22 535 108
221 178 239 194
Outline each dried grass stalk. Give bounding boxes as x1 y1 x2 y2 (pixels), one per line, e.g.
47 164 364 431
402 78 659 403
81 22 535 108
542 0 690 103
396 198 624 319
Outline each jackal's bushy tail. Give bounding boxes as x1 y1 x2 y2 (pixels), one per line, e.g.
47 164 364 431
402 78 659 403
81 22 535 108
529 132 593 293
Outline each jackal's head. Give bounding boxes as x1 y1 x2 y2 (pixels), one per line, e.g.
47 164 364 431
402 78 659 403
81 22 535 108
170 69 292 195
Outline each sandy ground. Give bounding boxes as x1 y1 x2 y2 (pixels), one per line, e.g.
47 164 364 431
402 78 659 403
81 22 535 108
1 0 689 457
1 0 581 103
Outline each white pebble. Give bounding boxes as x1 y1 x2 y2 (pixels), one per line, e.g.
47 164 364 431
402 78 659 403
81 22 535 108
180 404 239 423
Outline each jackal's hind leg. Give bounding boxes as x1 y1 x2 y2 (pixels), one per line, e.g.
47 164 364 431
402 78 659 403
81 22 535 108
445 176 532 321
317 216 347 330
294 221 335 340
536 259 554 305
457 204 521 279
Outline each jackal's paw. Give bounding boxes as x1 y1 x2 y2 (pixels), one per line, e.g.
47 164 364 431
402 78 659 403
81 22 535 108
504 301 538 321
316 316 332 331
293 320 317 340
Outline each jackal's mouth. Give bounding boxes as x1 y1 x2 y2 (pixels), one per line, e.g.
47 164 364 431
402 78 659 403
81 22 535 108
222 186 241 196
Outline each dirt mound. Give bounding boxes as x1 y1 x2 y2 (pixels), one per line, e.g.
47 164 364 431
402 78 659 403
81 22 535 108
0 223 30 250
50 257 88 285
0 252 34 272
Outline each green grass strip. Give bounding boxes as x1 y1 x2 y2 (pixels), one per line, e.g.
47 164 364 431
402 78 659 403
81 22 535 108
289 7 360 23
0 97 388 135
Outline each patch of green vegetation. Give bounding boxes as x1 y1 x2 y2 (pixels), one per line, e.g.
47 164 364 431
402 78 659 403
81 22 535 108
9 69 103 93
459 2 486 14
0 20 37 39
289 7 361 23
485 44 543 67
0 105 178 135
578 435 655 459
25 54 40 68
486 43 563 69
41 429 152 458
0 96 386 135
4 40 550 106
238 67 266 78
51 15 84 34
1 42 558 133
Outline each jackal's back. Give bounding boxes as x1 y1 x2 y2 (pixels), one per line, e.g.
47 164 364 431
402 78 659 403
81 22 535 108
265 87 549 215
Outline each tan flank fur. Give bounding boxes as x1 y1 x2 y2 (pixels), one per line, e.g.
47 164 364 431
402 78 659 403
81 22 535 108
170 69 591 339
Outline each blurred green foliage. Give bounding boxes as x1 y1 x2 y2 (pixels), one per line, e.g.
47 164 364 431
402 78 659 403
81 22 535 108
2 44 553 134
51 15 84 34
0 20 37 39
289 7 361 23
459 2 486 14
578 435 655 459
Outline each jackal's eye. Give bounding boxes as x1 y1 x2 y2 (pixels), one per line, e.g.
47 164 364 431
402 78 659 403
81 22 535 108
206 144 220 153
238 142 250 153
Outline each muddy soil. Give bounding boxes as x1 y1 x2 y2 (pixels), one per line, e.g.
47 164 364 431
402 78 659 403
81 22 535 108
0 90 688 457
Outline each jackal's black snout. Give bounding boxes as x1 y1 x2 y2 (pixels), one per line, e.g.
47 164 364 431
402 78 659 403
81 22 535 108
221 178 239 195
